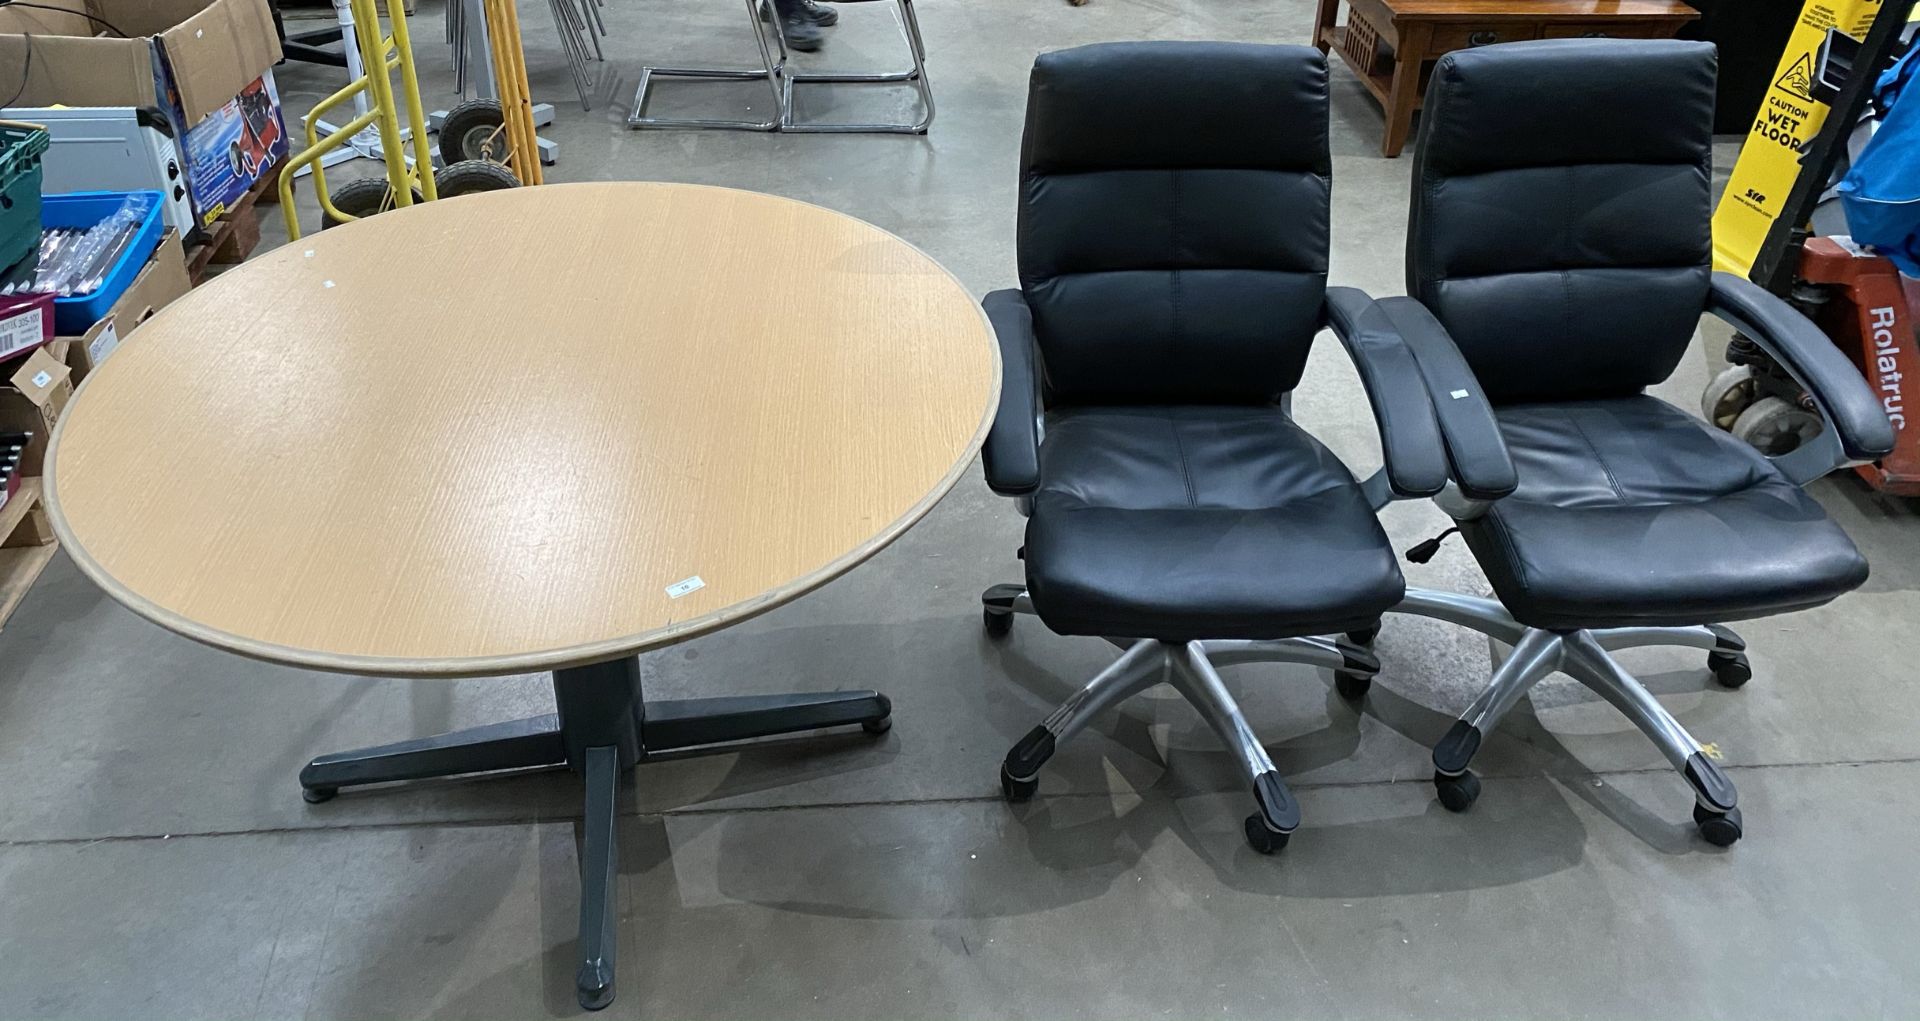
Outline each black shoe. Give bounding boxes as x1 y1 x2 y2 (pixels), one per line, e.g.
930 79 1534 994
778 12 825 50
759 0 837 26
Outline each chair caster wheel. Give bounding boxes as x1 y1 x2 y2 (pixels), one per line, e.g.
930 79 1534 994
1434 770 1480 812
1000 765 1038 802
983 608 1013 639
1334 671 1372 701
1708 650 1751 689
1347 622 1380 647
302 786 338 804
1243 814 1291 854
1694 803 1743 846
862 714 892 734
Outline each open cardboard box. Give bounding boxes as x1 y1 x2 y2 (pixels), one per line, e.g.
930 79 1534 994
0 0 287 233
56 228 193 385
0 228 190 478
0 347 72 481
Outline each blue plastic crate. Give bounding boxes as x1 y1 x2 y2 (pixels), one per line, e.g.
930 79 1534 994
39 190 166 335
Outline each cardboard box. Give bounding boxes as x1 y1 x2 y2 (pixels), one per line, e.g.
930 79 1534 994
0 227 184 482
55 228 192 385
0 347 73 479
177 73 287 230
0 0 287 234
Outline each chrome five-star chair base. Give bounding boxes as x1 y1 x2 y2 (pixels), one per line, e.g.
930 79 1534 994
981 584 1381 854
1381 588 1752 846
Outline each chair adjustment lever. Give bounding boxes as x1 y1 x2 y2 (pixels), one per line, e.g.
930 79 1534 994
1405 527 1461 564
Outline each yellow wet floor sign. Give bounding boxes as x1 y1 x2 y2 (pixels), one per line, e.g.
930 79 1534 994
1713 0 1886 276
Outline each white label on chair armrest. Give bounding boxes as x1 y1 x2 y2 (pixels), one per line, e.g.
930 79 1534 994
665 575 706 598
1450 389 1471 400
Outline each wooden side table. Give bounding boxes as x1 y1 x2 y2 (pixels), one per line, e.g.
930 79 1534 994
1312 0 1699 157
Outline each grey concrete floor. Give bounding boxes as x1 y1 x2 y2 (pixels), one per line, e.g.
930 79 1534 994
6 0 1920 1016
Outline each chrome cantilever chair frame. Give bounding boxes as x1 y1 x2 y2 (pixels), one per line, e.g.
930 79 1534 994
627 0 934 133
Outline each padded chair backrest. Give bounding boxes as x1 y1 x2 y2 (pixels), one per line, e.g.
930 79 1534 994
1408 39 1718 405
1017 41 1331 405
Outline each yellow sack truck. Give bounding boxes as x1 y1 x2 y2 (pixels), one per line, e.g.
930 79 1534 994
1713 0 1889 276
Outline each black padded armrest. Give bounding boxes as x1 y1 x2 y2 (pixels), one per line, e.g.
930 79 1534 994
1366 297 1518 501
1708 273 1895 463
981 289 1043 496
1324 287 1449 498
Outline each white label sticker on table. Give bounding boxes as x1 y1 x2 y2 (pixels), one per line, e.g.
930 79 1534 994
665 576 706 598
31 370 52 389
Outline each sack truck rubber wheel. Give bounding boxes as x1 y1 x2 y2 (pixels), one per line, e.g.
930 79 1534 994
320 179 425 230
1730 395 1824 456
1700 364 1760 431
438 99 509 165
434 159 522 198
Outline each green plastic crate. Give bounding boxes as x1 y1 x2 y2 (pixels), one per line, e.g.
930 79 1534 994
0 121 50 276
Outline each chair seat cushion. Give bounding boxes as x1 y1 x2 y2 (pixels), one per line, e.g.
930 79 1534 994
1462 396 1869 630
1024 406 1403 641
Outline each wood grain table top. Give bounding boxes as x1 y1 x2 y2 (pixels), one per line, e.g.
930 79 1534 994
46 182 1000 677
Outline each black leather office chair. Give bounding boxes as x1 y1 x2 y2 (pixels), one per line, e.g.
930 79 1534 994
1361 39 1896 846
976 41 1478 853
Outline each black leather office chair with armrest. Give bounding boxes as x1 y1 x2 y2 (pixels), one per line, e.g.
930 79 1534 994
1356 38 1896 846
976 41 1494 853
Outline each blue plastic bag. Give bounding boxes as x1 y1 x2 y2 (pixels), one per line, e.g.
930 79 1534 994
1839 47 1920 275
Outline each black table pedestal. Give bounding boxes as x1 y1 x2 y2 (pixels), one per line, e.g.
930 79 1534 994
299 657 891 1010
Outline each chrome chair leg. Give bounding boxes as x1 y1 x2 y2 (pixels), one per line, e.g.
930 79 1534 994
999 639 1166 794
1561 633 1740 830
1389 587 1529 646
1169 644 1300 851
1430 628 1562 778
1590 622 1752 689
1201 636 1369 672
1202 635 1379 700
1591 623 1740 653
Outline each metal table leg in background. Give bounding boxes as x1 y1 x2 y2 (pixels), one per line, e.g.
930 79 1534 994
628 0 934 133
298 656 891 1011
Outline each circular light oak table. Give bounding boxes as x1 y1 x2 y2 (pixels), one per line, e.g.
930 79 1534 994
45 182 998 1011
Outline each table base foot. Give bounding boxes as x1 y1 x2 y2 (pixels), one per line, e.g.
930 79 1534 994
298 715 567 799
298 656 893 1011
643 690 892 751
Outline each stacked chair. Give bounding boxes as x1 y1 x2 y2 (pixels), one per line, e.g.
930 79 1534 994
977 38 1892 853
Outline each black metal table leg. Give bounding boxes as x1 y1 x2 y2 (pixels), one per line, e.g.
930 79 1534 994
642 690 892 751
299 716 568 802
575 745 621 1011
300 655 889 1011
